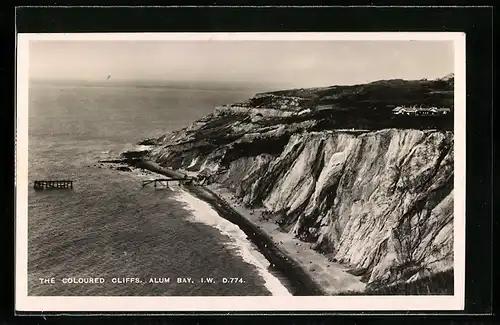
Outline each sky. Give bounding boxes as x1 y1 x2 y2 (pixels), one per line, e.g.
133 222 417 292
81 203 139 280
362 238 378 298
28 40 454 88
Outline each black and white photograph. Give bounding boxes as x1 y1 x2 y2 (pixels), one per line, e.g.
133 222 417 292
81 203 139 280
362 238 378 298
15 32 465 312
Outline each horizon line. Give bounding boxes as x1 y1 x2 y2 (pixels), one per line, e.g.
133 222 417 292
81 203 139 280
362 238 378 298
29 72 453 90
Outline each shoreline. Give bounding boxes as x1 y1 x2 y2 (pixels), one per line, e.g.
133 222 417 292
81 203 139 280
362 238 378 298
132 159 366 296
172 188 293 296
185 184 325 296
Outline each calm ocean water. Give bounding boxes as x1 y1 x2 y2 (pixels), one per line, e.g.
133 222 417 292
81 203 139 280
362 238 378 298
27 82 286 296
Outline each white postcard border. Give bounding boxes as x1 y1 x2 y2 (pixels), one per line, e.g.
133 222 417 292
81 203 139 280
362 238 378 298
15 32 466 312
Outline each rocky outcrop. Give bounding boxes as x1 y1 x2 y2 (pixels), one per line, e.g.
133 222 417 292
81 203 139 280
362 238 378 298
144 75 454 292
138 138 160 146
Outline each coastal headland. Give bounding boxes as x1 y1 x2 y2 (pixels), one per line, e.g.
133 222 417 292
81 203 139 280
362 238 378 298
109 75 455 295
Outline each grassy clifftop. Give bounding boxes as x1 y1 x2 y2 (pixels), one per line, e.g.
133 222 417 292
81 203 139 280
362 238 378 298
252 74 453 108
230 74 454 130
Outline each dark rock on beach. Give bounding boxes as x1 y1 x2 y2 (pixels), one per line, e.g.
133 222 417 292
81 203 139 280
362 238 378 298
121 150 150 159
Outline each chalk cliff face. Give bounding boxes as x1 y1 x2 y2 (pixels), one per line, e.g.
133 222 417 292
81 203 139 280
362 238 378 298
147 77 454 291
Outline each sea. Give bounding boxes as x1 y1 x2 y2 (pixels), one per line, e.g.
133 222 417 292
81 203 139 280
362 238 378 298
27 81 292 296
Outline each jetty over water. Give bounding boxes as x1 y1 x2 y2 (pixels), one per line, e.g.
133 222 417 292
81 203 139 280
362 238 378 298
34 180 73 190
142 177 194 188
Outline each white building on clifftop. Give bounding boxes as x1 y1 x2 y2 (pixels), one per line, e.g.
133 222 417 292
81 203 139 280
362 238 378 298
392 106 451 116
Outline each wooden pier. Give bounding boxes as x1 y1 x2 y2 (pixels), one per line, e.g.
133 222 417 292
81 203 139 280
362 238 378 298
142 177 194 188
34 180 74 190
